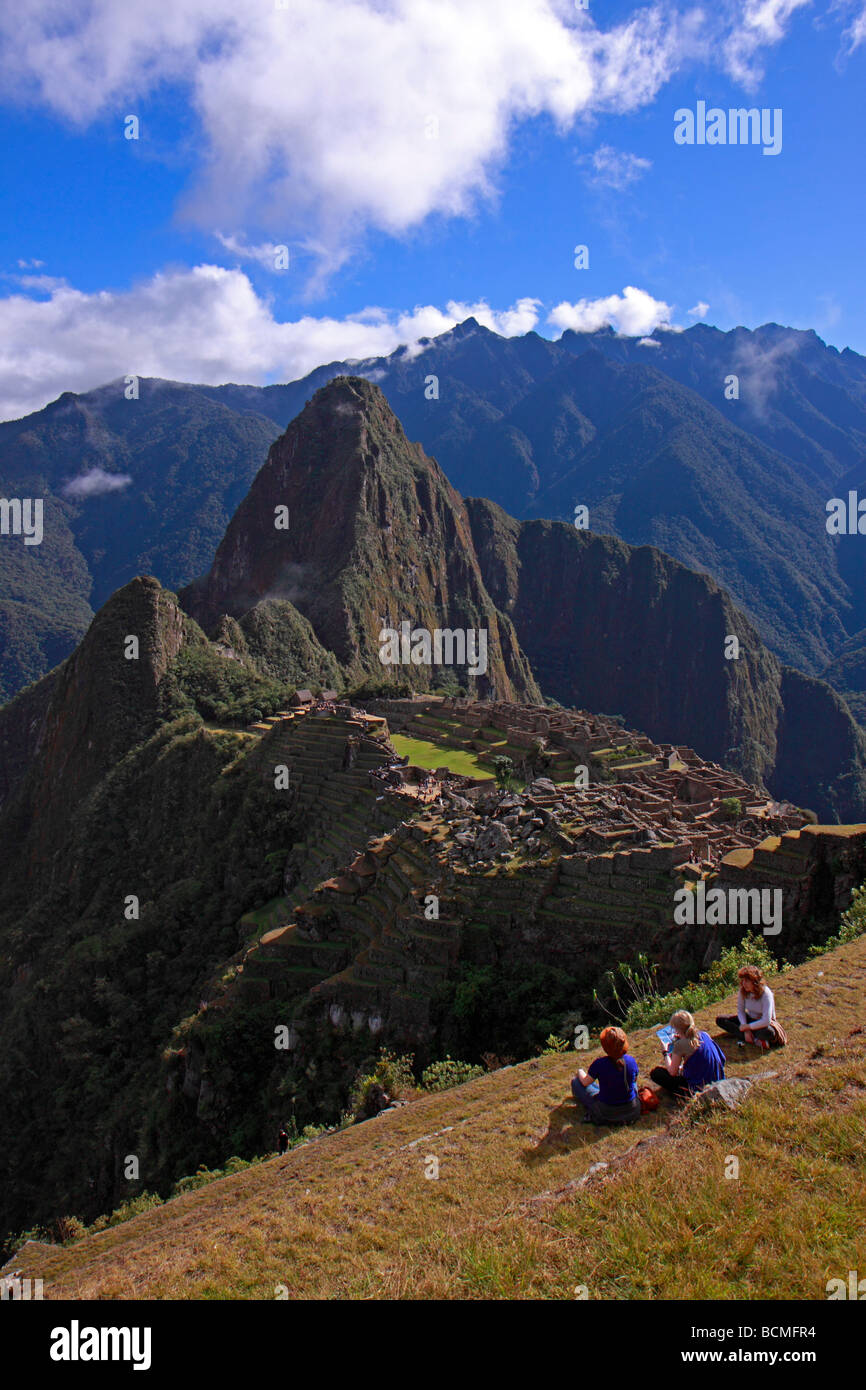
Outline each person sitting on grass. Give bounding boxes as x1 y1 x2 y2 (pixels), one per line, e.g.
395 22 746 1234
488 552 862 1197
650 1010 726 1099
715 965 785 1049
571 1025 641 1125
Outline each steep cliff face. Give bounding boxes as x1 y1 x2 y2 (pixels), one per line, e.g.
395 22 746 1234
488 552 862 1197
182 377 539 701
0 577 193 880
773 668 866 818
465 498 866 818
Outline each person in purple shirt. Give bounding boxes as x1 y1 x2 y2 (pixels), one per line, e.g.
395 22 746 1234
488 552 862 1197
650 1010 725 1098
571 1026 641 1125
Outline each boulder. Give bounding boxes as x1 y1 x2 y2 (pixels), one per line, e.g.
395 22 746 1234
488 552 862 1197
529 777 556 794
476 822 513 855
690 1072 778 1112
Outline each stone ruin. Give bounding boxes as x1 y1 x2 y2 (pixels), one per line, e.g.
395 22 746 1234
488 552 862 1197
191 698 866 1070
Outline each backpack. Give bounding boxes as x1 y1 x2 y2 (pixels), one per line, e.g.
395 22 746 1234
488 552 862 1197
638 1086 659 1113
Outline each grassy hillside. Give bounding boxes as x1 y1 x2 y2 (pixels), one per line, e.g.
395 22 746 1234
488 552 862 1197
13 935 865 1301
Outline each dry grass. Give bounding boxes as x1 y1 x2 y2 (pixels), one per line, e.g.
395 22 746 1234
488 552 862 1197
13 938 866 1301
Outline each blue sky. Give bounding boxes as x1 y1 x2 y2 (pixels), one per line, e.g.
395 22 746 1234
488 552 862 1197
0 0 863 420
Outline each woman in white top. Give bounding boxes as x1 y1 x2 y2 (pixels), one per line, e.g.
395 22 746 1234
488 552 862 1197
716 965 786 1049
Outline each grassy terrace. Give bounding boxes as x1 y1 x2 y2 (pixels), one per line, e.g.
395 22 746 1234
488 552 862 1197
14 936 866 1300
392 717 577 784
390 733 494 779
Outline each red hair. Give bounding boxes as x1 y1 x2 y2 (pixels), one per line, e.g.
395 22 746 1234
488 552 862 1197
600 1026 629 1069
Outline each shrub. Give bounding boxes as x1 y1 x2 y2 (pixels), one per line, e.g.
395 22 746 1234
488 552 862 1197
421 1056 484 1092
540 1033 571 1055
719 797 743 820
105 1192 164 1226
808 883 866 956
600 935 781 1031
53 1214 87 1244
492 754 514 789
350 1050 416 1118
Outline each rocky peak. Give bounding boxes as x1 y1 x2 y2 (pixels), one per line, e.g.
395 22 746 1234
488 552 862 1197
182 377 539 699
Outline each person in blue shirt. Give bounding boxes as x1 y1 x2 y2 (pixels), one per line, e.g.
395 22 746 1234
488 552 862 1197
571 1026 641 1125
650 1010 726 1098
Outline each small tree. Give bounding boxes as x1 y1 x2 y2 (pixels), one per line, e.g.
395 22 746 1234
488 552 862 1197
492 754 514 789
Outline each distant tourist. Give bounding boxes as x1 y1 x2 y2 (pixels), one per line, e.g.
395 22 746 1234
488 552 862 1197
650 1010 726 1098
715 966 787 1049
571 1026 641 1125
277 1127 289 1155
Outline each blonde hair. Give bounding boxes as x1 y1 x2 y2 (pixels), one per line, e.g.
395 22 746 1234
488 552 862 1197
669 1010 700 1054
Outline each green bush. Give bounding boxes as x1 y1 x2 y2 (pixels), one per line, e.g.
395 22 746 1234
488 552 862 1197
102 1192 165 1226
808 884 866 956
719 797 743 820
350 1050 416 1117
601 935 781 1031
492 754 514 789
421 1056 484 1092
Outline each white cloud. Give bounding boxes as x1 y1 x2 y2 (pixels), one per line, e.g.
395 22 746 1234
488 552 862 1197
688 301 710 318
580 144 652 190
548 286 674 338
844 4 866 50
62 467 133 499
0 265 545 420
215 234 289 271
722 0 812 87
637 336 662 346
0 0 812 266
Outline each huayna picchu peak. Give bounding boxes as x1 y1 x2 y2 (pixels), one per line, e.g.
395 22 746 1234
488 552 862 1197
182 376 539 701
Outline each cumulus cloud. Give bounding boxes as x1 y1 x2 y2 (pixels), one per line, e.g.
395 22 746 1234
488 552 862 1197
580 144 652 190
0 0 811 263
0 265 545 420
62 467 133 499
548 286 674 338
688 301 710 318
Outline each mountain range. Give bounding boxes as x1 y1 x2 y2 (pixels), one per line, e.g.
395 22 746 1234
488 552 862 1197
2 321 866 714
